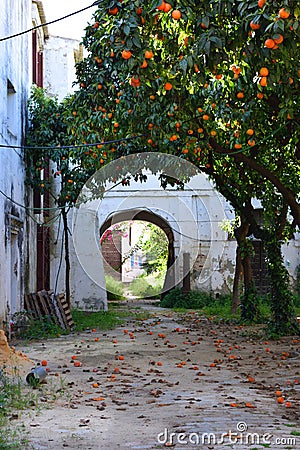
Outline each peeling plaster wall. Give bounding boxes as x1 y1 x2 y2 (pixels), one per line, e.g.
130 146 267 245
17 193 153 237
0 0 31 328
49 176 107 311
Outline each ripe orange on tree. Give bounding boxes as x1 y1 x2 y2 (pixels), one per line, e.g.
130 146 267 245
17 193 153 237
164 82 173 90
122 50 132 60
250 21 260 30
260 76 268 86
279 8 290 19
140 60 148 68
172 10 182 20
145 50 154 59
164 3 172 12
264 38 275 49
157 1 166 11
259 67 269 77
130 76 140 87
109 7 118 15
258 0 265 7
274 34 284 44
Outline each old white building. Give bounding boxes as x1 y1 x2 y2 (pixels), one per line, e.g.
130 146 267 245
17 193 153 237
43 35 83 102
0 1 48 329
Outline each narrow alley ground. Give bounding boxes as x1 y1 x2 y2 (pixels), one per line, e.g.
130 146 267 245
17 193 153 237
9 302 300 449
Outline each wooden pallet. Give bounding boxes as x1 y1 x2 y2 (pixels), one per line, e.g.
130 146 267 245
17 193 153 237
24 290 74 331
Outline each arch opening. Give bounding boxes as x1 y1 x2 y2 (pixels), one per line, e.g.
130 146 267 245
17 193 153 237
100 210 175 300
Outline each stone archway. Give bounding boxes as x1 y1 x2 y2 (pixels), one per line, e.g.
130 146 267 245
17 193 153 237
70 153 236 310
100 209 175 297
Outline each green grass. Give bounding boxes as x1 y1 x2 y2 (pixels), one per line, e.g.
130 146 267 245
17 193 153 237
0 373 36 449
161 289 300 326
20 315 69 340
72 307 127 332
290 431 300 436
201 300 238 320
161 289 236 319
18 304 130 340
105 275 126 300
129 274 163 298
0 370 72 449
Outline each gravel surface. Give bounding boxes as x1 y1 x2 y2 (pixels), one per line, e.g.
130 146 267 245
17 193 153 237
11 302 300 449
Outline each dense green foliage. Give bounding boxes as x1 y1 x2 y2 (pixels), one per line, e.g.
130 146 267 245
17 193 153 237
139 223 168 274
161 288 300 328
129 273 164 298
105 275 126 300
26 0 300 332
160 288 216 309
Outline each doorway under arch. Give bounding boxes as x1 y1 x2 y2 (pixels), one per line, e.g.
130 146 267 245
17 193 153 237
100 210 175 298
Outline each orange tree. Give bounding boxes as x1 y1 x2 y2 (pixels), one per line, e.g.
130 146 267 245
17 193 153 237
26 0 300 332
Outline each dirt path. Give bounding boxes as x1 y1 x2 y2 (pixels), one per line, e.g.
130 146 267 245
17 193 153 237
11 302 300 449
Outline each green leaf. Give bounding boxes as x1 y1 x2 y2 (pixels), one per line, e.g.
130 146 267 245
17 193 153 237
179 58 188 75
123 25 130 36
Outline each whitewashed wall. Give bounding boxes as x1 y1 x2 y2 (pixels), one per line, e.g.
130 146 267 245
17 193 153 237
0 0 32 327
44 35 80 101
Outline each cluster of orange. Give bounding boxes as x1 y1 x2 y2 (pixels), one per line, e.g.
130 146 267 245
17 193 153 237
157 1 181 19
259 66 269 87
263 5 289 49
